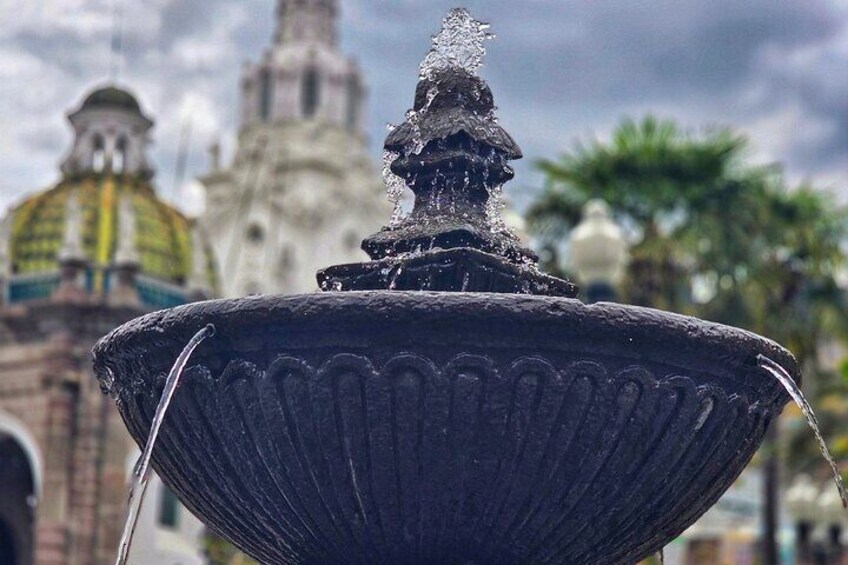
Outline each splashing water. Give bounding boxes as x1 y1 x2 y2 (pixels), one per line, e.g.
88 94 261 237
485 182 507 233
382 149 406 226
388 264 404 290
115 324 216 565
419 8 494 79
758 354 848 508
404 86 439 156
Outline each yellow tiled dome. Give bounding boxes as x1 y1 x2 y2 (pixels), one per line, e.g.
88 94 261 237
10 173 211 288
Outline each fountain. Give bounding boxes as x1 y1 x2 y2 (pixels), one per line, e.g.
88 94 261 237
94 9 801 564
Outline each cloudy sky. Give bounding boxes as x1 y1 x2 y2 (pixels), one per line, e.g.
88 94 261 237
1 0 847 216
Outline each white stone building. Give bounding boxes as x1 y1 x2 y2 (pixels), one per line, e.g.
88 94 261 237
201 0 389 297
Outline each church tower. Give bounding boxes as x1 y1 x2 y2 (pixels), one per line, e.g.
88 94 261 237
201 0 388 297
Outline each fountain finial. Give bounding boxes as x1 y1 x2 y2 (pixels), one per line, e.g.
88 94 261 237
318 9 576 297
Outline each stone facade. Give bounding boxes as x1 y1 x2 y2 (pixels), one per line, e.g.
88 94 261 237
0 85 212 565
201 0 389 297
0 301 140 565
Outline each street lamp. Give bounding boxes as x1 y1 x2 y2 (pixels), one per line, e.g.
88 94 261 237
787 475 846 564
569 199 628 303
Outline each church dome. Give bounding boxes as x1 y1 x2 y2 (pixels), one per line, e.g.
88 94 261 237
80 86 142 114
6 173 217 306
0 70 226 315
1 82 218 308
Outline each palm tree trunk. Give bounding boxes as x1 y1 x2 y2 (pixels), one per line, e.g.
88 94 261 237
763 421 781 564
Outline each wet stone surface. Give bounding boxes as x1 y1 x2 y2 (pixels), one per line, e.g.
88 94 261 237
319 11 574 297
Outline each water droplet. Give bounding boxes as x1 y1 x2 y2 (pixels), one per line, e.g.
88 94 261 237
485 183 508 233
382 150 407 226
388 265 404 290
694 397 714 431
100 366 115 395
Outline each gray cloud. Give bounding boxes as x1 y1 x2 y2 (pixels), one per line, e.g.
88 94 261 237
1 0 847 215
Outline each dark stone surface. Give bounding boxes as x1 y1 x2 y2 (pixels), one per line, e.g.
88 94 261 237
385 69 522 159
93 292 797 565
318 248 576 296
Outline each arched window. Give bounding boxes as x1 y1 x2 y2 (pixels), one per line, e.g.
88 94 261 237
259 68 274 122
301 68 320 118
0 520 16 565
92 135 106 172
157 486 180 528
246 223 265 244
0 435 36 564
114 136 127 174
345 76 360 131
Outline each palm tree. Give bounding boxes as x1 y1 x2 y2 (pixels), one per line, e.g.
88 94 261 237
529 115 848 563
530 116 846 354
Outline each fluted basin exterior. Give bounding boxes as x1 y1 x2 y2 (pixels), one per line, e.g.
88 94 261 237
93 292 796 565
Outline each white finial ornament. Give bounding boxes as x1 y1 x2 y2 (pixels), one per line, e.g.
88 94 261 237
59 189 86 263
114 193 139 266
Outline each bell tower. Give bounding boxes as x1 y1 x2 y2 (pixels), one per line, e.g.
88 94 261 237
238 0 364 131
201 0 388 298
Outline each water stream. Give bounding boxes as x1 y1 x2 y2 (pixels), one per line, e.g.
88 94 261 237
758 354 848 508
114 323 216 565
381 148 406 226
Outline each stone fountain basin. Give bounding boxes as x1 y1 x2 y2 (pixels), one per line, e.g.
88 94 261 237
93 292 796 565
